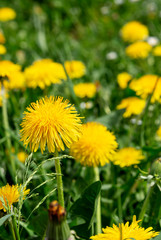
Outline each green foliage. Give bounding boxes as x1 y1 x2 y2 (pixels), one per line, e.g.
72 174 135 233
69 181 101 239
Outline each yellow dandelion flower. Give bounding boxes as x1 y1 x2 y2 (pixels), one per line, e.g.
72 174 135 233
0 184 29 211
153 45 161 56
117 72 132 89
74 83 97 98
117 97 146 118
24 59 66 89
20 96 82 154
65 60 86 79
121 21 149 42
90 215 159 240
17 151 28 163
3 71 26 90
70 122 118 167
129 75 161 103
0 60 21 78
0 32 5 44
156 126 161 139
0 8 16 22
111 147 145 167
0 44 6 55
126 41 152 59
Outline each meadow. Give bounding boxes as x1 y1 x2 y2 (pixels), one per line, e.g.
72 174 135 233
0 0 161 239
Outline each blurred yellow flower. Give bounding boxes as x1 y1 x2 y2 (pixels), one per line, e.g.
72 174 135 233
3 71 26 90
153 45 161 56
121 21 149 42
0 60 21 77
17 151 28 163
70 122 118 167
74 83 97 98
25 59 66 89
65 60 86 79
112 147 145 167
156 126 161 139
0 32 5 44
0 184 29 211
126 41 152 59
90 215 158 240
0 44 6 55
117 72 132 89
129 75 161 103
0 8 16 21
117 97 146 118
20 96 82 153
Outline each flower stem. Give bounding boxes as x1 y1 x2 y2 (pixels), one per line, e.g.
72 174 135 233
2 86 15 176
138 186 153 225
9 219 17 240
12 215 20 240
94 167 102 234
54 151 65 208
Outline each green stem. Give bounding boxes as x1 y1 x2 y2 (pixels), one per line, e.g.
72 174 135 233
9 220 17 240
138 186 153 225
12 216 20 240
54 152 65 208
94 167 102 234
118 193 123 223
2 86 16 175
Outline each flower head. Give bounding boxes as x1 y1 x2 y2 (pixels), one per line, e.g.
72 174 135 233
153 45 161 56
20 96 82 153
156 126 161 139
0 60 21 77
0 32 5 44
3 71 26 90
25 59 66 89
129 75 161 103
74 83 97 98
65 60 86 79
17 151 28 163
0 184 29 211
112 147 145 167
121 21 149 42
70 122 118 167
0 44 6 55
117 97 146 118
126 41 152 59
90 215 159 240
0 8 16 21
117 72 132 89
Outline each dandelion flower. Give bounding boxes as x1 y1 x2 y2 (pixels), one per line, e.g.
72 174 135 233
0 184 29 211
74 83 97 98
17 151 28 163
126 41 152 59
0 32 5 44
112 147 145 167
3 71 26 90
121 21 149 42
0 44 6 55
0 60 21 77
153 45 161 56
20 96 82 154
25 59 66 89
117 97 146 118
65 60 86 79
156 126 161 139
117 72 132 89
0 8 16 21
129 75 161 103
90 215 159 240
70 122 118 167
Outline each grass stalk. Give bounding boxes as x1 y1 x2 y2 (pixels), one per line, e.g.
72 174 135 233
12 215 20 240
94 167 102 234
